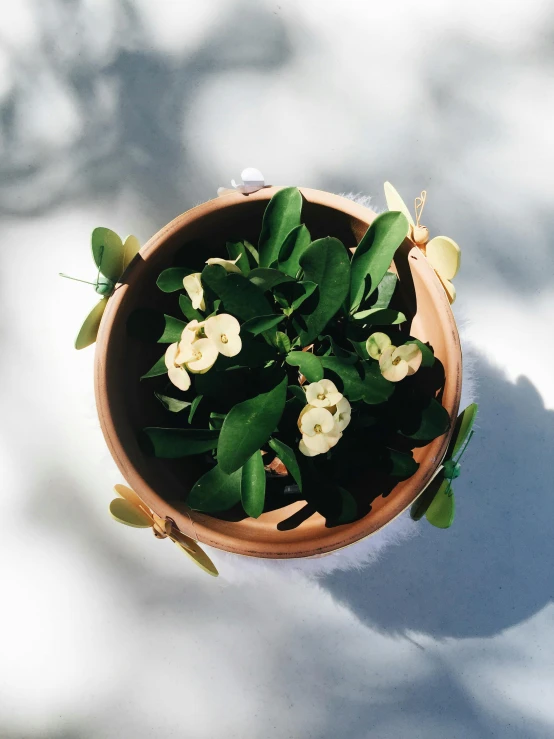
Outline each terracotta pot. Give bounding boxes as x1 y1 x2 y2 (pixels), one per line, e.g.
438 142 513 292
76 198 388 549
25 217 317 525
95 187 462 559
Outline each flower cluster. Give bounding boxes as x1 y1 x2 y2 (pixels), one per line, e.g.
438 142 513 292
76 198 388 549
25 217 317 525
183 256 242 311
297 380 351 457
366 332 422 382
165 313 241 391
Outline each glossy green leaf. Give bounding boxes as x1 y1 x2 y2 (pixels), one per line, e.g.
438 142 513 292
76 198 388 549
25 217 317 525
286 351 324 382
410 467 445 521
450 403 478 457
349 211 409 312
278 224 312 277
399 397 451 441
91 227 124 281
352 307 406 324
259 187 303 268
217 376 288 474
320 356 393 404
157 267 193 292
178 293 204 322
274 280 317 316
123 234 141 270
241 451 266 518
268 438 302 491
373 271 398 310
425 480 455 528
226 241 252 275
287 384 307 405
295 237 351 344
127 309 186 343
243 240 259 265
248 268 294 292
187 464 242 513
140 428 219 458
154 393 191 413
388 449 419 479
202 265 272 321
241 314 285 336
188 394 203 423
275 331 291 354
141 352 167 380
405 338 435 368
75 298 108 350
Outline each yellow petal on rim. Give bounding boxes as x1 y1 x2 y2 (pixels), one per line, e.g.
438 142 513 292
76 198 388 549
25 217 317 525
438 275 456 304
122 234 140 270
174 540 219 577
75 298 108 350
109 497 153 528
426 236 461 281
384 182 415 226
114 484 151 512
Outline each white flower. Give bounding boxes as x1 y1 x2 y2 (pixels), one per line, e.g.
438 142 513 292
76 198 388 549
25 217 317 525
305 379 343 408
379 344 423 382
184 319 206 340
205 255 242 273
298 438 319 457
179 338 219 374
164 343 191 391
366 332 392 360
183 273 205 311
299 406 342 455
333 397 352 431
204 313 242 357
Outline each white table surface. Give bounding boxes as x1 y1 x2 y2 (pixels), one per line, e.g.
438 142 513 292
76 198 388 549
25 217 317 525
1 1 554 737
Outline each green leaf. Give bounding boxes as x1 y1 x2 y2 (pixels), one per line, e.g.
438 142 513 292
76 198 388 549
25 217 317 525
75 298 107 350
425 480 455 528
387 449 419 479
349 211 409 312
188 395 203 423
157 267 193 293
179 293 204 322
449 403 478 457
286 351 324 382
352 307 406 324
275 331 291 354
127 309 186 343
320 357 394 404
91 227 124 281
202 265 272 321
226 241 251 275
241 314 285 336
295 237 351 344
405 338 435 368
372 271 398 311
140 428 219 458
154 393 191 413
217 376 288 474
187 464 242 513
241 451 266 518
243 240 259 266
410 469 445 521
268 438 302 491
278 224 311 277
333 487 358 525
141 352 167 379
259 187 303 268
287 384 307 405
274 280 317 315
248 268 294 292
398 397 451 441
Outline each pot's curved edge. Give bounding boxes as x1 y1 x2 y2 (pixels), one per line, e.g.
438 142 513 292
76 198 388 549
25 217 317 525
94 187 462 559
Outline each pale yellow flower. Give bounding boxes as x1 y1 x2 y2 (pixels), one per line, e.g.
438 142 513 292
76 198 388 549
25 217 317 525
183 273 205 311
305 379 343 408
333 397 352 431
164 342 191 391
366 332 392 360
205 255 242 273
299 406 342 455
179 338 219 374
204 313 242 357
379 344 423 382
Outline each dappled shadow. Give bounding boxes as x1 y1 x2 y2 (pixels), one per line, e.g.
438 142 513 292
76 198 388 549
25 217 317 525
323 355 554 638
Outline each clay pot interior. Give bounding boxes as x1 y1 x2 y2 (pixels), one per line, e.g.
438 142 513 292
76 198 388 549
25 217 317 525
95 188 461 558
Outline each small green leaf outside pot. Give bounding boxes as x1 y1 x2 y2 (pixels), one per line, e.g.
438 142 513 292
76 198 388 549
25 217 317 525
187 464 243 513
443 459 461 479
425 480 455 528
258 187 303 268
241 451 266 518
286 351 324 383
91 227 124 281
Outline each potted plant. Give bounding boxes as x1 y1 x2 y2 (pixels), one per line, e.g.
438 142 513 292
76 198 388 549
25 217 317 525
66 179 476 577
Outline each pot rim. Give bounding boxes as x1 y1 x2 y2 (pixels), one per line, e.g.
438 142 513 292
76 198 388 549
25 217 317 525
94 187 462 559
